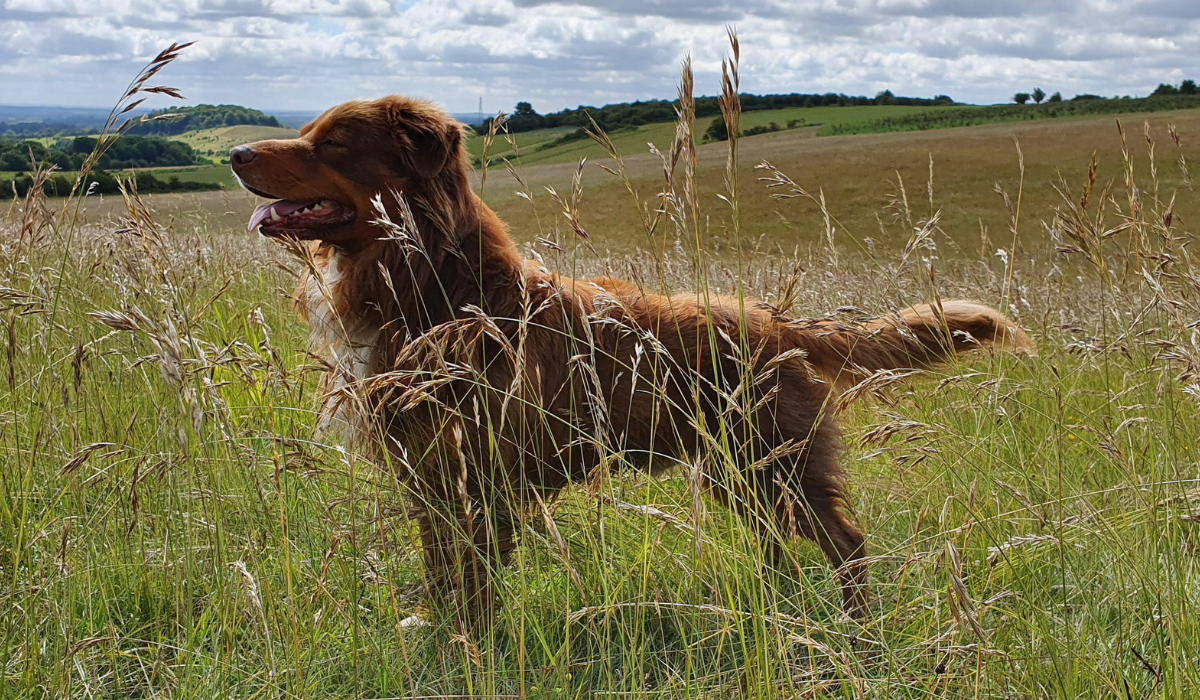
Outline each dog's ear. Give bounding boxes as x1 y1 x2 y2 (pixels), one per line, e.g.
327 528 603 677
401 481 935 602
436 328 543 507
386 103 463 179
412 121 462 179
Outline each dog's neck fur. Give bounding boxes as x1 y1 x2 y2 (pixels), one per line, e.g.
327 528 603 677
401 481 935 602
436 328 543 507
306 163 528 434
313 163 527 364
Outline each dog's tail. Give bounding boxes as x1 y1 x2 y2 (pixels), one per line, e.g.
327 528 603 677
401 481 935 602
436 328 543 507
783 300 1037 387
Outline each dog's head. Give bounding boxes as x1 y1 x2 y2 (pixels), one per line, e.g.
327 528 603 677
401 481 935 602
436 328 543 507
230 95 465 245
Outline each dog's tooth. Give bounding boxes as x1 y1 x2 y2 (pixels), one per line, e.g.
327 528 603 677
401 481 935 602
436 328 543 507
269 206 280 221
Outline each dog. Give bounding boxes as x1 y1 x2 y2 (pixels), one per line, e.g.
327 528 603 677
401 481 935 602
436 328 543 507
231 95 1035 620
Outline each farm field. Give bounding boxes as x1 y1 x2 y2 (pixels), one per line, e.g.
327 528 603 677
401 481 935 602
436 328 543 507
464 96 1200 168
3 100 1200 699
8 99 1200 199
156 162 239 185
171 124 299 161
71 107 1200 256
465 104 952 166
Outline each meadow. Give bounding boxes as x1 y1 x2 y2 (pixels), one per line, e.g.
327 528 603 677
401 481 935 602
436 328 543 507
463 104 945 167
3 61 1200 700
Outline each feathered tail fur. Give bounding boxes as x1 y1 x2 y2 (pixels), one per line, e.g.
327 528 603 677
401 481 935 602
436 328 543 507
785 300 1037 387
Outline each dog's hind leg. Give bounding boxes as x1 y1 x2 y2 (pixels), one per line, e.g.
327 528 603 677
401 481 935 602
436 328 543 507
772 441 871 619
800 489 870 618
705 414 872 618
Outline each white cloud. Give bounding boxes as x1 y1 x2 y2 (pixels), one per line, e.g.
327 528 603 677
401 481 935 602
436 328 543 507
0 0 1196 113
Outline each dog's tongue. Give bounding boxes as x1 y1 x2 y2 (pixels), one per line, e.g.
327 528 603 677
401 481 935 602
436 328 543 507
248 200 312 232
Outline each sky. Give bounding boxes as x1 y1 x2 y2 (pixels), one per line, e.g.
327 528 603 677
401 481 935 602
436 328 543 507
2 0 1198 115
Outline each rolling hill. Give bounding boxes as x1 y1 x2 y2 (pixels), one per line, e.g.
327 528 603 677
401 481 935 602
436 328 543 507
127 104 284 136
467 104 948 167
15 88 1200 198
172 125 300 161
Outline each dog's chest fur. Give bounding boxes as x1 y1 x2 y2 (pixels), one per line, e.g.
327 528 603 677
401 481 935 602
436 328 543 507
302 249 381 435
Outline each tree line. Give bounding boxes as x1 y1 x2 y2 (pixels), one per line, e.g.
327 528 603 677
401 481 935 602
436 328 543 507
1152 79 1199 97
2 170 220 200
1015 80 1199 105
480 90 956 134
126 104 283 136
0 135 204 172
1 122 100 139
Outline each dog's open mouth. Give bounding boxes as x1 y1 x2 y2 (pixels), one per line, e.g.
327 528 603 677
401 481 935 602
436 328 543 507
248 199 356 238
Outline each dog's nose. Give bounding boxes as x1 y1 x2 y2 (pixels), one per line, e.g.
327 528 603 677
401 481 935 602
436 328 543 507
230 145 256 167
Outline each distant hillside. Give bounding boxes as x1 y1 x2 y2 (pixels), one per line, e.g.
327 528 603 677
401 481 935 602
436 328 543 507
0 105 154 137
479 90 956 134
269 110 321 129
453 113 488 127
127 104 283 136
822 92 1200 136
0 105 124 128
0 122 94 138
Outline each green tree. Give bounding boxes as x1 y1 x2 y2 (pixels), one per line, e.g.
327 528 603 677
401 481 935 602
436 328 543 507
1032 87 1046 104
0 150 27 171
1014 92 1031 105
704 117 729 142
0 135 202 172
505 102 545 132
1048 91 1063 103
1182 79 1198 95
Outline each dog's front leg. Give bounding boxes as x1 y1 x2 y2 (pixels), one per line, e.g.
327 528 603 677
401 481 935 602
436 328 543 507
415 492 515 625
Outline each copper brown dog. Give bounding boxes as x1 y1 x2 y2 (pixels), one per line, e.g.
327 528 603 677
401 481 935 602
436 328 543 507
231 96 1035 619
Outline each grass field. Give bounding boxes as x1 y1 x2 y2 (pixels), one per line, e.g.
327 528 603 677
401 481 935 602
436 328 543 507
467 96 1200 169
159 162 239 185
8 100 1197 199
48 106 1200 255
452 107 1200 259
467 105 952 167
4 87 1200 698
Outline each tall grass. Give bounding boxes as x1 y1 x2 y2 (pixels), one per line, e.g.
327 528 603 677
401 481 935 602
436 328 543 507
2 37 1200 699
